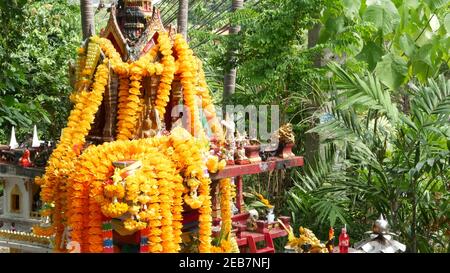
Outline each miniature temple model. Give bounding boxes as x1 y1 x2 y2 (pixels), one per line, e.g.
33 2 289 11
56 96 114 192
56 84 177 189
0 125 51 252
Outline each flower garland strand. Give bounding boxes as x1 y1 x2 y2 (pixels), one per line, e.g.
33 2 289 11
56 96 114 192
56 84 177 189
155 32 176 120
174 34 204 138
35 52 110 243
211 178 234 253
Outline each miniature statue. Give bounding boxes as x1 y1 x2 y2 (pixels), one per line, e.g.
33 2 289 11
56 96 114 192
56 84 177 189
338 225 349 253
266 207 275 224
275 123 296 158
171 112 184 130
141 108 159 138
234 131 250 165
280 223 328 253
354 214 406 253
247 209 259 231
221 116 236 165
209 136 222 158
19 149 32 168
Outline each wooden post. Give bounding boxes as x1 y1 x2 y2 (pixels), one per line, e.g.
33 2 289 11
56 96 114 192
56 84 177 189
177 0 189 39
236 176 243 213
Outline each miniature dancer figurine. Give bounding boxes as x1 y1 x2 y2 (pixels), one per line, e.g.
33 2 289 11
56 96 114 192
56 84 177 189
326 227 335 253
19 149 32 167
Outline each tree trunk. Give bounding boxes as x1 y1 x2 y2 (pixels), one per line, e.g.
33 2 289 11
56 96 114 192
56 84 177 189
177 0 189 39
308 23 322 66
80 0 95 40
304 23 322 166
223 0 244 103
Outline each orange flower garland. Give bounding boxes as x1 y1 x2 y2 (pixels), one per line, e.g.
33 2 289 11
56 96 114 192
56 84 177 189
116 76 130 137
35 31 229 253
59 130 206 252
155 32 176 120
36 53 110 250
116 74 142 140
174 34 203 138
211 178 234 253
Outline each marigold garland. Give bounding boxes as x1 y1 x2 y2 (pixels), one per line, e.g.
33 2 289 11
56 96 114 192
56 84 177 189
154 32 176 120
36 53 110 252
174 34 204 138
211 178 235 253
35 32 229 254
55 130 207 252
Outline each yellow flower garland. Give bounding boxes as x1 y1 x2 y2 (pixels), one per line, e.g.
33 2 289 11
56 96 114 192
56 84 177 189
174 34 204 138
211 178 235 253
36 32 229 254
155 32 176 120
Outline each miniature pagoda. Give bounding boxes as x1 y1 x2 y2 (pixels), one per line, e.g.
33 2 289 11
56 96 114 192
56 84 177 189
354 215 406 253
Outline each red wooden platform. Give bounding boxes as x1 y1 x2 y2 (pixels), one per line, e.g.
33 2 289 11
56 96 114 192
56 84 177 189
210 156 304 180
231 212 289 253
211 156 304 213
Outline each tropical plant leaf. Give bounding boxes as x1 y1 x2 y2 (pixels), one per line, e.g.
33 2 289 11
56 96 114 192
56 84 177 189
375 53 408 90
363 0 400 34
328 62 399 122
410 75 450 123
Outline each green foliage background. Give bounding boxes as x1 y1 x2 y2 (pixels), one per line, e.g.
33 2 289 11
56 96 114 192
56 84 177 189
0 0 81 144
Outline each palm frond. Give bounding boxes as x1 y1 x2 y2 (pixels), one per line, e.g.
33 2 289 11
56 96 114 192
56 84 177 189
328 62 399 123
410 75 450 123
311 198 348 227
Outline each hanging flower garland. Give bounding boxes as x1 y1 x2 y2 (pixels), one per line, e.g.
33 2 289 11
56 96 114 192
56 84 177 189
35 31 229 253
36 51 110 248
53 129 210 253
211 178 235 253
174 34 204 138
155 32 176 120
116 73 143 140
